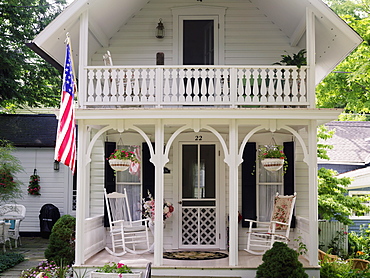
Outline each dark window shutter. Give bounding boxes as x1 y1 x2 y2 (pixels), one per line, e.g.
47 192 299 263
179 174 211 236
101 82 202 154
142 142 155 198
283 141 295 228
104 142 116 227
242 142 257 228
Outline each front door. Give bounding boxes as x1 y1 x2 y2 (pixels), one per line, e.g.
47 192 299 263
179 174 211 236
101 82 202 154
183 20 214 65
179 16 219 65
179 143 219 248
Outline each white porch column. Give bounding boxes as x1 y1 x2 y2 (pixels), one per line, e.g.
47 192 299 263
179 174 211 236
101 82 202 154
306 8 316 108
75 10 89 266
153 120 165 266
226 120 240 266
308 120 319 266
75 120 88 265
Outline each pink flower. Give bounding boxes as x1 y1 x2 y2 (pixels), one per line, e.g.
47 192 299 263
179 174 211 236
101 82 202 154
117 263 125 268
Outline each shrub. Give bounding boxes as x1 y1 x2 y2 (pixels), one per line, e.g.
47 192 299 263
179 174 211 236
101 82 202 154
348 224 370 260
0 252 24 273
256 242 308 278
320 260 370 278
44 214 76 266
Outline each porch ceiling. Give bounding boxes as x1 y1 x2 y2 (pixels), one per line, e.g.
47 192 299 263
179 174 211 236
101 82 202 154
32 0 362 84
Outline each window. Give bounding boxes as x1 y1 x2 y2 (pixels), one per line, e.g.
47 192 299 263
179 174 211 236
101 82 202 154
257 147 284 222
349 191 370 219
116 145 142 221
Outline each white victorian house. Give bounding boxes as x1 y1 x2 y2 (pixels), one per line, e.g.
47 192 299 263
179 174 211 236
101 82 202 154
30 0 362 277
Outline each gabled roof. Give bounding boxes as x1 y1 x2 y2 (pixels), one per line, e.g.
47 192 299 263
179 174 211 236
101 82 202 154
318 121 370 165
0 114 57 147
30 0 362 84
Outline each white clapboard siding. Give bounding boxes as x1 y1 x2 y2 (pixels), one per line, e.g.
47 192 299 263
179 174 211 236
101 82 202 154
11 148 73 233
91 0 299 67
90 132 105 218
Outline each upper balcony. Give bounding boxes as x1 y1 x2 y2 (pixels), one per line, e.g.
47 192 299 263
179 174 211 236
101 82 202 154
79 65 311 109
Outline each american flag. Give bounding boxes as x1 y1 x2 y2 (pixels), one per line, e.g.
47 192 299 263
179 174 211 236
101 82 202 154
54 42 76 174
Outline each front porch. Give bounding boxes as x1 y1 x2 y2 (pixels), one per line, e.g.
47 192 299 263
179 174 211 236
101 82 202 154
78 248 318 278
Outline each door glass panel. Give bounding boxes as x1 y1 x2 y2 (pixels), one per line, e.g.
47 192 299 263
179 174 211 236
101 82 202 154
201 145 215 198
182 145 215 199
183 20 214 65
182 145 198 198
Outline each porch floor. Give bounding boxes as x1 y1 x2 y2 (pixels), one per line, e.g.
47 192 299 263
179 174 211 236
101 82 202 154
83 248 315 277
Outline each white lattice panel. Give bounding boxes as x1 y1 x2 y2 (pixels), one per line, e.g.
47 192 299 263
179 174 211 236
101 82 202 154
182 207 216 246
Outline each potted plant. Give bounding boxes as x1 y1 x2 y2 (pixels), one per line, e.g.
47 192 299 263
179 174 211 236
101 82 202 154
274 49 307 68
259 144 287 172
90 262 141 278
107 149 138 172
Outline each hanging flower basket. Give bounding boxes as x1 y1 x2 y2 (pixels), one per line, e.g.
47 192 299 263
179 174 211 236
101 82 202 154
261 158 285 172
107 148 139 172
258 141 288 173
108 159 131 171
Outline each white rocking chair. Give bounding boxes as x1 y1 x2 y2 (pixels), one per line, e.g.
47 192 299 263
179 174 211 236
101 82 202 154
104 188 151 256
244 192 296 255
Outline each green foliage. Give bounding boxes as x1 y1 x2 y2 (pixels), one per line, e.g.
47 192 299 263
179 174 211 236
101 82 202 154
0 252 24 273
44 215 76 267
348 224 370 260
27 173 41 195
0 0 67 111
256 242 308 278
274 49 307 68
318 168 370 225
327 230 349 258
317 0 370 114
320 259 370 278
0 139 23 204
95 262 133 274
317 126 370 225
317 125 334 160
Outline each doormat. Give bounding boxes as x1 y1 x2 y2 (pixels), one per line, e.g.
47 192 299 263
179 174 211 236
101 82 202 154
163 251 228 260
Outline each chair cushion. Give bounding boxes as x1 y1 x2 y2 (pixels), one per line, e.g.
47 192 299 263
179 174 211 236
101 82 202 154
271 197 294 230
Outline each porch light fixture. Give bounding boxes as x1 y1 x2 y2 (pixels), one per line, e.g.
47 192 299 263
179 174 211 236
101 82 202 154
54 160 60 171
156 18 165 39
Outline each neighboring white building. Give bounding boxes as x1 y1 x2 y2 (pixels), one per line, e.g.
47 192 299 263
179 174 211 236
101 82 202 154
29 0 362 277
0 114 74 234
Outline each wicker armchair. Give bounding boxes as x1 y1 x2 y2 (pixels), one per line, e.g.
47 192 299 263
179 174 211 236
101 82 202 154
346 258 370 271
318 249 339 262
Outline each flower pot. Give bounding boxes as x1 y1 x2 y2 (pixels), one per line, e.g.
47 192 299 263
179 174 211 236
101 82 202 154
261 158 284 172
90 272 142 278
109 159 131 171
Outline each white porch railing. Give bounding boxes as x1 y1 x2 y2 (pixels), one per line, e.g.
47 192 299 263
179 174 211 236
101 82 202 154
82 65 309 108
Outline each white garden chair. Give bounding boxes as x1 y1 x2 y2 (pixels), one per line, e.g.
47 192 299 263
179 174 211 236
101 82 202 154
0 204 26 248
104 188 151 256
0 221 11 252
244 192 296 255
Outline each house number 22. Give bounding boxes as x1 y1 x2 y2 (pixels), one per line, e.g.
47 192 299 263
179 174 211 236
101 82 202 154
195 135 203 141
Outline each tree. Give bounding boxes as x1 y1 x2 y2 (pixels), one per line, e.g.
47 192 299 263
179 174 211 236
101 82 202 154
317 0 370 114
0 0 67 111
0 139 23 204
317 126 370 225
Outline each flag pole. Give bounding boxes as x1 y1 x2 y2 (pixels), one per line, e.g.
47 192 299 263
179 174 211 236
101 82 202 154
65 33 78 98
